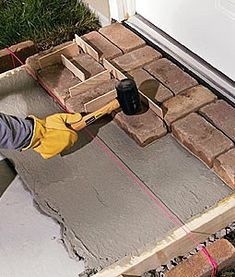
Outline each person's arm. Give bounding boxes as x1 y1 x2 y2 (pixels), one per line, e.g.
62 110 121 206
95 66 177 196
0 113 33 150
0 112 82 159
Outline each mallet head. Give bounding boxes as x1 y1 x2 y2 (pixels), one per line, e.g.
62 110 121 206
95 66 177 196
115 79 141 115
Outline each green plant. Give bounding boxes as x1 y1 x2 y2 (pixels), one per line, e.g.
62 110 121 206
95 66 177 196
0 0 99 50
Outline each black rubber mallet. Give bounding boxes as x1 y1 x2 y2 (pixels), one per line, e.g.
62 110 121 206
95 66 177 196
70 79 141 131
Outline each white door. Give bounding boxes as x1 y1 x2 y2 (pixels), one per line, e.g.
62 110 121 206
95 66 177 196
135 0 235 81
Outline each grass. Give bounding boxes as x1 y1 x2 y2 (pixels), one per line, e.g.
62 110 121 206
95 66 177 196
0 0 100 50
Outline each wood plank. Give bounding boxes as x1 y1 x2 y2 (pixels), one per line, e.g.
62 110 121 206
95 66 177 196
75 34 100 62
84 88 163 119
69 70 111 97
120 275 139 277
139 90 163 119
103 58 127 80
93 193 235 277
84 89 117 113
61 54 86 81
39 42 79 68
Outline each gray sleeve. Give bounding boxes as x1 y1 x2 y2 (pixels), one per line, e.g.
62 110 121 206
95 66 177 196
0 113 34 150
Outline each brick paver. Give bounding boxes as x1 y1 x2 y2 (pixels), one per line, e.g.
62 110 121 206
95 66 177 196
81 31 122 60
128 68 173 104
113 108 167 146
38 64 81 104
213 148 235 189
172 113 233 167
65 78 118 113
162 85 217 126
112 46 162 72
99 23 146 53
0 40 37 73
0 50 13 74
10 40 37 64
71 53 105 79
200 100 235 142
144 58 198 95
165 239 235 277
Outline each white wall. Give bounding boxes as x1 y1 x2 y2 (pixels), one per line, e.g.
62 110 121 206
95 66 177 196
83 0 111 26
136 0 235 80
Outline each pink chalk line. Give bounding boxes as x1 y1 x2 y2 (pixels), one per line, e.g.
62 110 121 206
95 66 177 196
5 48 218 277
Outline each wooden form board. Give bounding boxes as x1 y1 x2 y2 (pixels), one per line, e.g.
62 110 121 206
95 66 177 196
69 70 111 97
84 89 117 113
84 88 164 120
139 90 163 119
93 193 235 277
75 34 100 62
38 42 80 69
38 33 99 69
61 54 86 81
103 58 127 80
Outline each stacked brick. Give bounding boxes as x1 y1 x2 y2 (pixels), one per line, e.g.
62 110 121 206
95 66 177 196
25 23 235 190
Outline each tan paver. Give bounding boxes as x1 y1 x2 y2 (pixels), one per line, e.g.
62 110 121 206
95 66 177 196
172 113 233 167
99 23 146 53
112 46 162 72
165 239 235 277
200 100 235 141
113 108 167 146
81 31 122 60
213 148 235 189
128 68 173 103
144 58 198 95
162 85 217 126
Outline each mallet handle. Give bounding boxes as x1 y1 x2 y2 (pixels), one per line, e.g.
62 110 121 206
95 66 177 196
70 99 120 131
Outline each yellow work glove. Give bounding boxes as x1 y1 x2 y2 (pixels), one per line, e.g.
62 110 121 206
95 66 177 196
23 113 82 159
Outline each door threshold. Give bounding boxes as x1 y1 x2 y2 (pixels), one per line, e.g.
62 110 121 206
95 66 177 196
125 14 235 104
